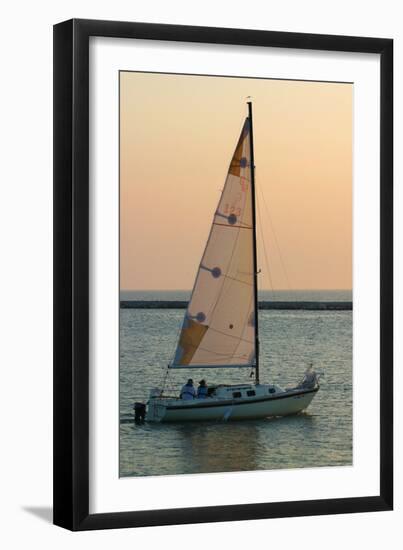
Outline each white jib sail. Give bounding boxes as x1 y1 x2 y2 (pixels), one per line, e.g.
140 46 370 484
171 118 256 368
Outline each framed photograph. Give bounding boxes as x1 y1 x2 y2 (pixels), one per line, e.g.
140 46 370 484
53 19 393 530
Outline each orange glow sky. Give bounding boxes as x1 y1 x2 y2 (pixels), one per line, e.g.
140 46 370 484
120 71 352 291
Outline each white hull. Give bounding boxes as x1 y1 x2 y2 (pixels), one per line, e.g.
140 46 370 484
146 385 319 423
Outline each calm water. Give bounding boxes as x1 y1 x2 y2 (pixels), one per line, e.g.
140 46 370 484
120 290 352 477
120 289 352 302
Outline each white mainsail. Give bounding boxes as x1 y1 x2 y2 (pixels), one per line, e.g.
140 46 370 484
171 119 256 368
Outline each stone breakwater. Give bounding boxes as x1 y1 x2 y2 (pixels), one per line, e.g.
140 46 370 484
120 301 352 310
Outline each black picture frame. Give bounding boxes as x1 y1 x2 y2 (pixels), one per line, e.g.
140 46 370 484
53 18 393 531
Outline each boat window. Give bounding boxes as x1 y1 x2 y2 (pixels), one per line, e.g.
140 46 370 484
246 390 256 397
232 391 242 398
269 387 276 394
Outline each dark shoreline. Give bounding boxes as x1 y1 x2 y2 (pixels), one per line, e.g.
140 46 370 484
120 300 352 311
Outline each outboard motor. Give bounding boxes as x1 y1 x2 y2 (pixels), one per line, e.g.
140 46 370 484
133 402 146 422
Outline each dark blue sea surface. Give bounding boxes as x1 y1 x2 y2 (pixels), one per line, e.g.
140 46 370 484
120 290 352 477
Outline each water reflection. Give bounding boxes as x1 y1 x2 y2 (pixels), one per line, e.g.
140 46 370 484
121 421 260 476
120 412 335 477
174 422 260 473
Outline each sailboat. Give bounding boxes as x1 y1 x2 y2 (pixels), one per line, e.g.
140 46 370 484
145 102 320 423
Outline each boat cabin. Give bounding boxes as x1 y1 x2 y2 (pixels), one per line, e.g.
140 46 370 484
210 383 284 400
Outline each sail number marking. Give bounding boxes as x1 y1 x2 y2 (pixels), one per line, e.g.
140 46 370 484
240 178 249 192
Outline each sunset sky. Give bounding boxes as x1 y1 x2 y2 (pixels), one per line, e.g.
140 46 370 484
120 71 352 291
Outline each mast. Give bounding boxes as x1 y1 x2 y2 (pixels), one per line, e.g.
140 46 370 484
247 101 260 385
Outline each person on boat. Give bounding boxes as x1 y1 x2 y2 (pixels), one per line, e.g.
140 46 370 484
180 379 196 400
197 379 208 399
